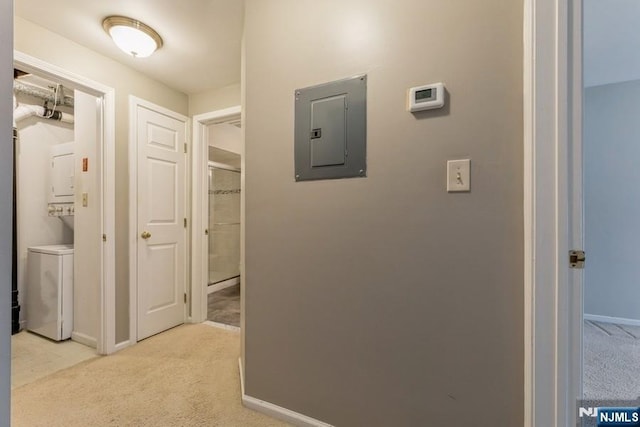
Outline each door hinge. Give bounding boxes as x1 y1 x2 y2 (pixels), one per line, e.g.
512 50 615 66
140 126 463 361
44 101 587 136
184 143 188 154
102 234 107 242
184 293 187 304
184 218 187 228
569 250 586 269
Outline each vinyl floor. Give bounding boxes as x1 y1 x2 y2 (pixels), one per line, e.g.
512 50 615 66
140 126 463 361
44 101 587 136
11 331 97 389
207 283 240 328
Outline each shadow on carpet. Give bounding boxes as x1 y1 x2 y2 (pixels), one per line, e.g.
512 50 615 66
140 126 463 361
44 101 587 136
12 324 289 427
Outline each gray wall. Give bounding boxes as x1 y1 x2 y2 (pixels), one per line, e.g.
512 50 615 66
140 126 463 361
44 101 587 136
584 80 640 321
243 1 523 426
0 0 13 424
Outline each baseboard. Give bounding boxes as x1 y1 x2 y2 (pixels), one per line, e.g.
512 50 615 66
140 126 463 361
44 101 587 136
207 276 240 294
238 358 333 427
114 340 131 352
71 331 97 348
239 357 245 395
203 320 240 332
584 313 640 327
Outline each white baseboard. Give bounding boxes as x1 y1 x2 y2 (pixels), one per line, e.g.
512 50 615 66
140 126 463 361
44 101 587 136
71 331 97 348
239 357 245 395
238 358 333 427
584 313 640 327
203 320 240 332
114 340 131 352
207 276 240 294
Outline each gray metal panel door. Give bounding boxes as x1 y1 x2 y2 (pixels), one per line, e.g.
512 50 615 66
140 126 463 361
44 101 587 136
310 95 347 167
295 75 367 181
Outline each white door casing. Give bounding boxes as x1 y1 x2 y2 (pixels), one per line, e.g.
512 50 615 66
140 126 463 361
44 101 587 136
524 0 583 426
132 97 188 341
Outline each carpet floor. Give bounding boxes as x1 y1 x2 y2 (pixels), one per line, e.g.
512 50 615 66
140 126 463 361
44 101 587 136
584 320 640 400
11 324 289 427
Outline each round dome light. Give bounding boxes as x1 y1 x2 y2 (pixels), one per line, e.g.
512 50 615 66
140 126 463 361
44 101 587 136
103 16 163 58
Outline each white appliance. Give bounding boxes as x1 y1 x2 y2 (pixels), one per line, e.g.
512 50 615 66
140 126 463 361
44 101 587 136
48 142 75 219
26 244 74 341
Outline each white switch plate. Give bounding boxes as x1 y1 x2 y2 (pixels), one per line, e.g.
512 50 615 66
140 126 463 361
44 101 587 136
447 159 471 192
82 192 88 207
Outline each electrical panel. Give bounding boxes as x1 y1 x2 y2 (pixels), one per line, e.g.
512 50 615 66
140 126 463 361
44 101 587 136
294 75 367 181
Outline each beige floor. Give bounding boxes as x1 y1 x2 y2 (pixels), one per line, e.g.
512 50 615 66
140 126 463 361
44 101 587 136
12 324 289 427
11 331 98 389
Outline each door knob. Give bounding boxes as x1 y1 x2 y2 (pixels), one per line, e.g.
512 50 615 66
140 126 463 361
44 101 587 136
141 231 151 240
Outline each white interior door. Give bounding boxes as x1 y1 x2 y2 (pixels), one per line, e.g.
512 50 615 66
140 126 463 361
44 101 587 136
135 101 187 341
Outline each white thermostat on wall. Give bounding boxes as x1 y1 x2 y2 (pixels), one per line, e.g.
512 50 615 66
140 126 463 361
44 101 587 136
407 82 445 112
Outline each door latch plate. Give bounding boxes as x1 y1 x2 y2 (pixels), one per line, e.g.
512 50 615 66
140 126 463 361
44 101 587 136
310 128 322 139
569 250 586 269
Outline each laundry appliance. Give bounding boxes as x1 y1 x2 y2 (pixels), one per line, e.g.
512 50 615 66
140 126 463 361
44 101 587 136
26 244 74 341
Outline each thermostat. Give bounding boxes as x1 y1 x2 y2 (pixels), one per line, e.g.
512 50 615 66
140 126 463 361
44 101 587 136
407 82 445 112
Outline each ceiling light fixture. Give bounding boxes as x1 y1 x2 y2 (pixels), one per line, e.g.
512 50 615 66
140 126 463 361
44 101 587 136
102 16 163 58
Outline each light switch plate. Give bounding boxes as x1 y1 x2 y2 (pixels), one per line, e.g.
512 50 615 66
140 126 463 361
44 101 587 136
447 159 471 192
82 192 88 207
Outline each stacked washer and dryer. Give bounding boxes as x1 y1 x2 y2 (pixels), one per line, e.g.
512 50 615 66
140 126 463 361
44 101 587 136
26 142 75 341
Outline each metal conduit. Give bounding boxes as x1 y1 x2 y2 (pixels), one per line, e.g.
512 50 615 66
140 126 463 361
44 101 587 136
13 80 74 107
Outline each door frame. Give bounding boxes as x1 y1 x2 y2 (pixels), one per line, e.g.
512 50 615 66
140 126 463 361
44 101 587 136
190 106 242 324
524 0 583 425
128 95 190 343
14 51 117 355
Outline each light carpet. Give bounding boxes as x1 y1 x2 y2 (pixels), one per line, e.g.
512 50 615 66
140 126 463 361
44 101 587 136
584 320 640 400
12 324 289 427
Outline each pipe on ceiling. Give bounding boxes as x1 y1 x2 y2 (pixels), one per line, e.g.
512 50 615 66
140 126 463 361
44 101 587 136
13 94 74 127
13 80 74 107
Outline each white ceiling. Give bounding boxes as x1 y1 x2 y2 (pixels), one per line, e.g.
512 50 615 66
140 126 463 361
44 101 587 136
15 0 244 95
17 0 637 91
584 0 640 87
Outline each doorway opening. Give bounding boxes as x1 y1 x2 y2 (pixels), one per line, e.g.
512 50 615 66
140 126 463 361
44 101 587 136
525 0 640 423
581 0 640 403
11 52 116 389
207 153 241 328
191 106 242 328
